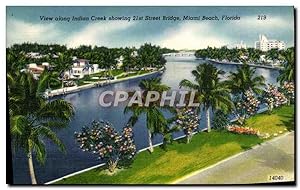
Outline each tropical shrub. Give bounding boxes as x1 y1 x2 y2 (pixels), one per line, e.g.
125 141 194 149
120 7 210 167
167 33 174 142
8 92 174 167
212 110 230 130
75 120 136 173
263 84 287 113
175 108 200 143
160 124 181 150
281 82 295 105
234 89 260 125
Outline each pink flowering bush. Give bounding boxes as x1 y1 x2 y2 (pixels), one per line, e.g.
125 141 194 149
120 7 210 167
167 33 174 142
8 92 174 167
176 108 200 143
264 84 287 112
74 120 136 173
234 89 260 125
281 82 295 105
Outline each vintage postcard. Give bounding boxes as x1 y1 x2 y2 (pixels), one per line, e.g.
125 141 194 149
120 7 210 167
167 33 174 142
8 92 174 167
6 6 295 185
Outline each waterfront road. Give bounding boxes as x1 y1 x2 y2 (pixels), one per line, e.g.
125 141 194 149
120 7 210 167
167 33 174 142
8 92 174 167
176 132 295 184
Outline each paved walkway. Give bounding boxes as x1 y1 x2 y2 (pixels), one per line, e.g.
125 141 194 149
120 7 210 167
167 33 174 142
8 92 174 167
177 132 295 184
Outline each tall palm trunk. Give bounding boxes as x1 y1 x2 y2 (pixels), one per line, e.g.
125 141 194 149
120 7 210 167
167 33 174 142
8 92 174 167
148 129 154 153
206 108 211 132
27 152 37 184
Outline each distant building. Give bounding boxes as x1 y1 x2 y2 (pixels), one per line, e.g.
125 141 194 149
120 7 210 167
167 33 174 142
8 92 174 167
26 52 46 59
64 59 101 79
116 55 124 69
116 51 138 69
225 41 246 49
255 35 285 51
131 50 138 57
24 62 50 79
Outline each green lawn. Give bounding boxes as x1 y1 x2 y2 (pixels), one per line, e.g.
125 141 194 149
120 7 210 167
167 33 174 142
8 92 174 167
246 105 294 135
117 70 150 79
76 69 152 86
55 105 294 184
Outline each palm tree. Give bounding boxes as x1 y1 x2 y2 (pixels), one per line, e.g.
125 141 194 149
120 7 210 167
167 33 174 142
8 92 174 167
266 48 280 62
247 48 261 64
124 78 174 153
179 63 233 132
122 47 137 71
54 53 73 88
277 48 295 84
226 63 266 95
9 72 74 184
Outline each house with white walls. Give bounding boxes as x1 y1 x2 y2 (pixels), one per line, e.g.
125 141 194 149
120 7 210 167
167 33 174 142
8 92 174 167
64 59 102 79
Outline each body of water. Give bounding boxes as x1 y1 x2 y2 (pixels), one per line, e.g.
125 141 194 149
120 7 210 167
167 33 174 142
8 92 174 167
12 56 280 184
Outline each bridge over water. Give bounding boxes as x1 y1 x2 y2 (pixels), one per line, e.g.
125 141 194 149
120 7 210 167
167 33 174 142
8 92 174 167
163 51 195 57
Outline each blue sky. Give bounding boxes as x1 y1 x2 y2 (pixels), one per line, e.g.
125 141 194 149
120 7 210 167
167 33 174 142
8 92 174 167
6 6 295 49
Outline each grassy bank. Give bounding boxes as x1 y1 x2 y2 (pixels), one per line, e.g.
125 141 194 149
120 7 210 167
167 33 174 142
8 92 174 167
246 105 294 134
55 105 294 184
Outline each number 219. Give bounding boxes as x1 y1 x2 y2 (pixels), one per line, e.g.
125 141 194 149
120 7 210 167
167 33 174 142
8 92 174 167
258 15 267 20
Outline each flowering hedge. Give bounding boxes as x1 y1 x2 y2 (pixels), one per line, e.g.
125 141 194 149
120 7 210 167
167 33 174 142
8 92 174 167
74 120 136 173
227 125 258 135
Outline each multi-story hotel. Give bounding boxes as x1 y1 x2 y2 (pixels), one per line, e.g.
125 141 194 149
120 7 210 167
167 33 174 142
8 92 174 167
255 34 285 51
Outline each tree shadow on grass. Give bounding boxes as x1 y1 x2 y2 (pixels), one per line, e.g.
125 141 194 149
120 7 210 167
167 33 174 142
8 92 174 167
176 137 188 144
281 119 295 131
172 130 263 154
276 114 295 131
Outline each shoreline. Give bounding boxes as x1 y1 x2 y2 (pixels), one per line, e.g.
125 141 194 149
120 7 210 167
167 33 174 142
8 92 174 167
207 59 284 70
45 127 208 185
45 106 270 185
46 68 165 98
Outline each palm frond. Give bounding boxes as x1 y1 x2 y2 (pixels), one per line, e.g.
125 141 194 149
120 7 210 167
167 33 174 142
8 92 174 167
34 126 66 153
179 79 199 90
37 99 74 121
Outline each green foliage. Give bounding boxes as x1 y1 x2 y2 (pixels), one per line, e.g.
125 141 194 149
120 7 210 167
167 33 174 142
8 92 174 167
7 42 172 74
180 63 233 112
277 47 295 84
124 78 175 152
226 63 266 95
9 73 75 162
212 110 230 130
8 70 74 183
179 63 233 131
195 46 292 66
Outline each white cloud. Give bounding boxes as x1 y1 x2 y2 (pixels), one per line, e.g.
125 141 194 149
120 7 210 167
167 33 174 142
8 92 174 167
6 19 135 48
6 18 61 47
156 22 230 50
234 15 294 30
7 15 293 49
64 21 134 48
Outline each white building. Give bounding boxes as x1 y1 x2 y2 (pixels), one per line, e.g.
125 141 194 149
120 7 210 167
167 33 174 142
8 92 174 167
255 35 285 51
23 62 50 79
64 59 101 79
225 41 246 49
26 52 47 59
116 55 124 69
